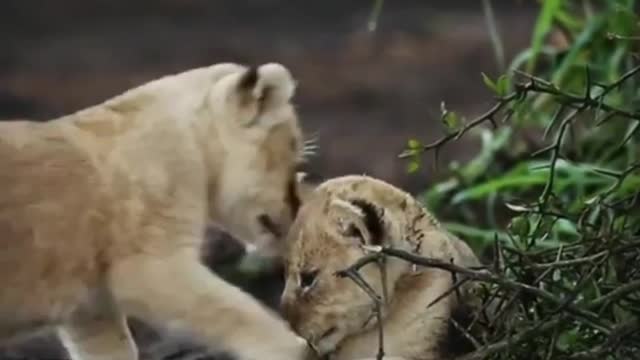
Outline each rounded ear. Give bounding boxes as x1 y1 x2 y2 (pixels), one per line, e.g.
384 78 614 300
250 63 296 108
329 198 384 247
216 63 296 127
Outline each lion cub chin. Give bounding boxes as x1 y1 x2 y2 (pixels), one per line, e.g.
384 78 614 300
281 175 484 360
0 63 315 360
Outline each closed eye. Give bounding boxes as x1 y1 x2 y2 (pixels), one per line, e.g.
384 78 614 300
345 224 363 240
300 269 319 290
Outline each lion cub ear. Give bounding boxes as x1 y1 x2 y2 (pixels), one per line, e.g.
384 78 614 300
230 63 296 127
329 198 384 247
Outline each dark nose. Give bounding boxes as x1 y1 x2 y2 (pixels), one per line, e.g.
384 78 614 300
280 297 302 333
258 214 282 238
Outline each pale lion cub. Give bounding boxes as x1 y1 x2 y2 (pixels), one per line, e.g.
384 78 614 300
0 63 312 360
281 175 482 360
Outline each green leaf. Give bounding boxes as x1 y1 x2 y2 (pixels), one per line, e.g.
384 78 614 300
481 72 498 93
440 102 461 133
451 173 548 204
422 178 459 212
608 4 637 37
554 8 584 31
495 74 511 97
508 216 531 238
443 112 461 132
442 222 509 252
546 15 605 95
527 0 562 73
407 138 422 150
455 127 512 182
407 160 420 174
556 326 580 352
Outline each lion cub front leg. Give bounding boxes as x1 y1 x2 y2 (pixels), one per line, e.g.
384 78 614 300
109 248 308 360
58 305 138 360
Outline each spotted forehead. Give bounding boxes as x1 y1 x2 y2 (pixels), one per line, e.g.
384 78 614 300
286 199 342 269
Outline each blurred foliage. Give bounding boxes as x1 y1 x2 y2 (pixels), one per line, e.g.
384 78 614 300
401 0 640 358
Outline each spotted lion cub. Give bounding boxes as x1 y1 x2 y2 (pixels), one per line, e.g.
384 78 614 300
281 175 483 360
0 63 313 360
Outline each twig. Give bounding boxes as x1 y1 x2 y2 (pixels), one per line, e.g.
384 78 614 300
450 317 483 350
455 317 564 360
568 318 639 359
367 0 385 32
539 108 581 205
530 250 608 269
336 267 385 359
398 93 518 159
589 279 640 308
427 276 470 309
607 32 640 41
343 247 611 332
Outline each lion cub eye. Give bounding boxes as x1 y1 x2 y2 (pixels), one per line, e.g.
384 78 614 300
345 224 363 240
300 269 319 290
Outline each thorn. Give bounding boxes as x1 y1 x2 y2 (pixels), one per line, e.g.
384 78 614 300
361 245 384 253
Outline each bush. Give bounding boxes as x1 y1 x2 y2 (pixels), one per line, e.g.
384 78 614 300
398 1 640 358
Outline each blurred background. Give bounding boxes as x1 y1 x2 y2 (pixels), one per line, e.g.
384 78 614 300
0 1 540 359
1 0 539 192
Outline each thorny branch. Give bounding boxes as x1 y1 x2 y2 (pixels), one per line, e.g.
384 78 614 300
399 64 640 161
338 242 638 359
336 259 386 360
346 66 640 359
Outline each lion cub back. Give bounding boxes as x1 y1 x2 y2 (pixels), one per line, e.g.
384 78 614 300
0 122 104 337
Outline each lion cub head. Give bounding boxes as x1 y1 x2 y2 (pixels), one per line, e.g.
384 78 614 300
280 175 425 356
201 63 314 258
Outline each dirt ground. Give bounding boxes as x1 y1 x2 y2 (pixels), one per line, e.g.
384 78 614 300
0 1 538 358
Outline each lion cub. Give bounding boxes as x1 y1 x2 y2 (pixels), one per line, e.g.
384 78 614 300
0 63 312 360
281 175 483 360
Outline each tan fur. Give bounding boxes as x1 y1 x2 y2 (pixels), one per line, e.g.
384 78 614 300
281 175 481 360
0 63 314 360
